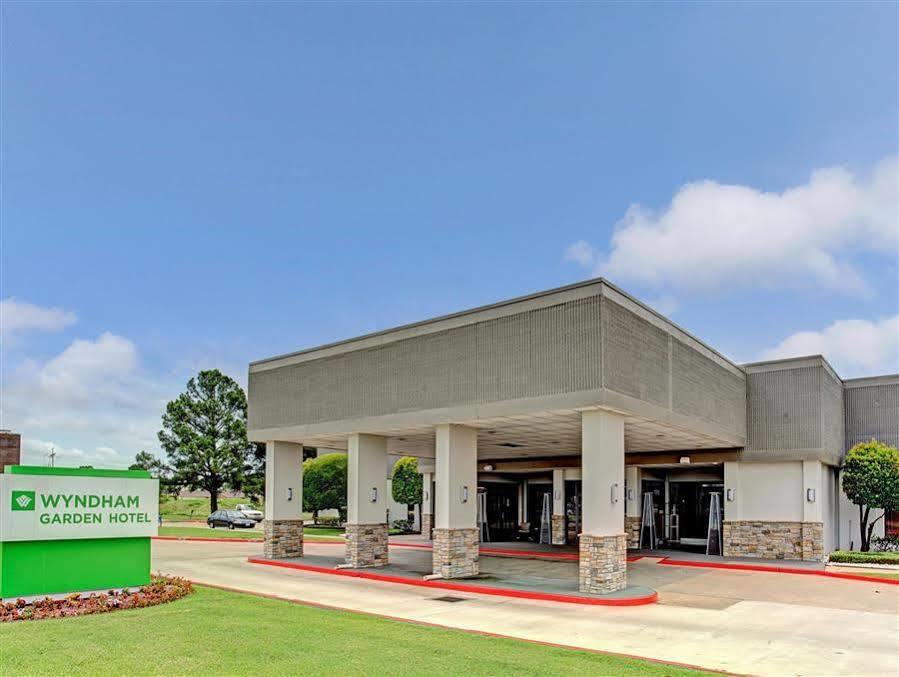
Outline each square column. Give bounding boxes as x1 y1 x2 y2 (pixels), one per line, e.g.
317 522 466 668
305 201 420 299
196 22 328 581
551 469 566 545
263 441 304 559
432 424 478 578
420 471 433 540
345 433 389 567
625 466 642 548
579 410 627 594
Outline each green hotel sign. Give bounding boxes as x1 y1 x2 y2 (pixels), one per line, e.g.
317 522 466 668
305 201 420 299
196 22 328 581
0 466 159 599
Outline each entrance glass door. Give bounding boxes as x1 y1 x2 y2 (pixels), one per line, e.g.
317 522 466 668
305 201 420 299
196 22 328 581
669 481 724 549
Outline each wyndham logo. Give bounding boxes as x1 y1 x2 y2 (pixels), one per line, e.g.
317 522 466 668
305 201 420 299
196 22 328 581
11 490 35 511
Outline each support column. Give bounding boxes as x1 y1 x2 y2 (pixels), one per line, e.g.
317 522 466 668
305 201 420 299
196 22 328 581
345 433 389 568
432 424 478 578
263 441 304 559
551 469 566 545
802 461 825 561
420 471 433 539
579 410 627 594
625 466 641 548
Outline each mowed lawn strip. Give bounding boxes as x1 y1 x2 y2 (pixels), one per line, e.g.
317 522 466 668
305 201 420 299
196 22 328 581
157 525 346 540
1 586 713 676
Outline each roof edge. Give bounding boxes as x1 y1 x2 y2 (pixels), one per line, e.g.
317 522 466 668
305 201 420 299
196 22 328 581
250 277 744 375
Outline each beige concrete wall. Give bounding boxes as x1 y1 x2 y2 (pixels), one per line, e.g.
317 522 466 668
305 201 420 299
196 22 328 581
725 461 803 522
247 281 746 448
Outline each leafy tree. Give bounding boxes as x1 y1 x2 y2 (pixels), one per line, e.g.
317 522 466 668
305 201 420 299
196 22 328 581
842 439 899 551
303 453 347 524
129 451 180 497
240 443 267 505
158 369 252 512
391 456 422 521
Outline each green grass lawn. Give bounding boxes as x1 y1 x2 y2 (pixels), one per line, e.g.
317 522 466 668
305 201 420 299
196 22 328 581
159 496 258 522
157 525 346 540
0 586 711 676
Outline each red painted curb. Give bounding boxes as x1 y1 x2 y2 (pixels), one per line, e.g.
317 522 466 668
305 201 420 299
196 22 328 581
658 557 899 585
247 556 658 606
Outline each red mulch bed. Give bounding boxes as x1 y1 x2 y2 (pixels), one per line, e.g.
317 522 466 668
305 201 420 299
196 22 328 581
1 575 192 622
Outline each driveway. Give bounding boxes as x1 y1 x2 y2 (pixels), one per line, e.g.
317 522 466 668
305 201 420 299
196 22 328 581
153 539 898 676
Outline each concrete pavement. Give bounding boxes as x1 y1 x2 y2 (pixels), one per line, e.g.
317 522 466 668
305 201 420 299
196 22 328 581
153 540 899 676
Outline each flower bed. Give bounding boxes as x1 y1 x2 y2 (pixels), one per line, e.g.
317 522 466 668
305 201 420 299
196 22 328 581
1 575 192 622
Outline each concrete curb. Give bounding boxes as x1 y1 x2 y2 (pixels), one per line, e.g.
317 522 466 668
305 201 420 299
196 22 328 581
659 557 899 585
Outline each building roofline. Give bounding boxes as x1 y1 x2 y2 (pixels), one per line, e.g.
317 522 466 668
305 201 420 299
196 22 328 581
742 354 843 383
250 277 744 375
843 374 899 388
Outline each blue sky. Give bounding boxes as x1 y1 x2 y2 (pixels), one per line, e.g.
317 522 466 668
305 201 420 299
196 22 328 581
2 3 897 468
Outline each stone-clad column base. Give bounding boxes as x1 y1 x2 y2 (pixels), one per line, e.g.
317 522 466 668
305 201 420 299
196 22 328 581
432 528 478 578
625 516 641 549
579 533 626 594
551 514 567 545
263 519 303 559
420 513 433 540
723 521 824 561
345 523 389 567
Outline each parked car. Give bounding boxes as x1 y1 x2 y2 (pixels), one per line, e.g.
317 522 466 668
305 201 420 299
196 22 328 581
235 504 264 522
207 510 257 530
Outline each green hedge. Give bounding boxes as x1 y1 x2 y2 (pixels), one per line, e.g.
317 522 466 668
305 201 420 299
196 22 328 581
828 550 899 565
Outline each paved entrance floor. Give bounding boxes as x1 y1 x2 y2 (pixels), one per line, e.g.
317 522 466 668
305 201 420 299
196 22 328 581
153 540 899 676
259 545 654 602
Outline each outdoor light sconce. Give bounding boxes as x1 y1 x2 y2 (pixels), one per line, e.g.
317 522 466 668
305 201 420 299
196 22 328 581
370 487 378 503
286 487 294 501
726 488 735 502
610 482 620 504
806 488 816 503
460 486 470 503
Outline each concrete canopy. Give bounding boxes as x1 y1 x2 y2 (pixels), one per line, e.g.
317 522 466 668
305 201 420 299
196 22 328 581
247 279 746 459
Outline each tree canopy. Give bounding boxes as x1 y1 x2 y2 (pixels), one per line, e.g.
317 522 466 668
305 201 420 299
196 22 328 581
391 456 422 517
303 453 347 522
129 450 179 497
842 439 899 551
158 369 252 512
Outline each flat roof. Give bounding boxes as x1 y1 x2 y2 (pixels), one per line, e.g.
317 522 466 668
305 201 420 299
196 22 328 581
249 277 745 375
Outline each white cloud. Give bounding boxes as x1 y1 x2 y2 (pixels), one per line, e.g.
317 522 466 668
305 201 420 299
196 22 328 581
568 156 898 297
22 438 122 468
760 315 899 378
0 298 76 339
2 333 173 468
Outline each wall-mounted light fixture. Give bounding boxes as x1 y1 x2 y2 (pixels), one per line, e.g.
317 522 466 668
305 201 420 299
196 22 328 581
370 487 378 503
610 482 620 504
806 488 816 503
726 488 735 502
